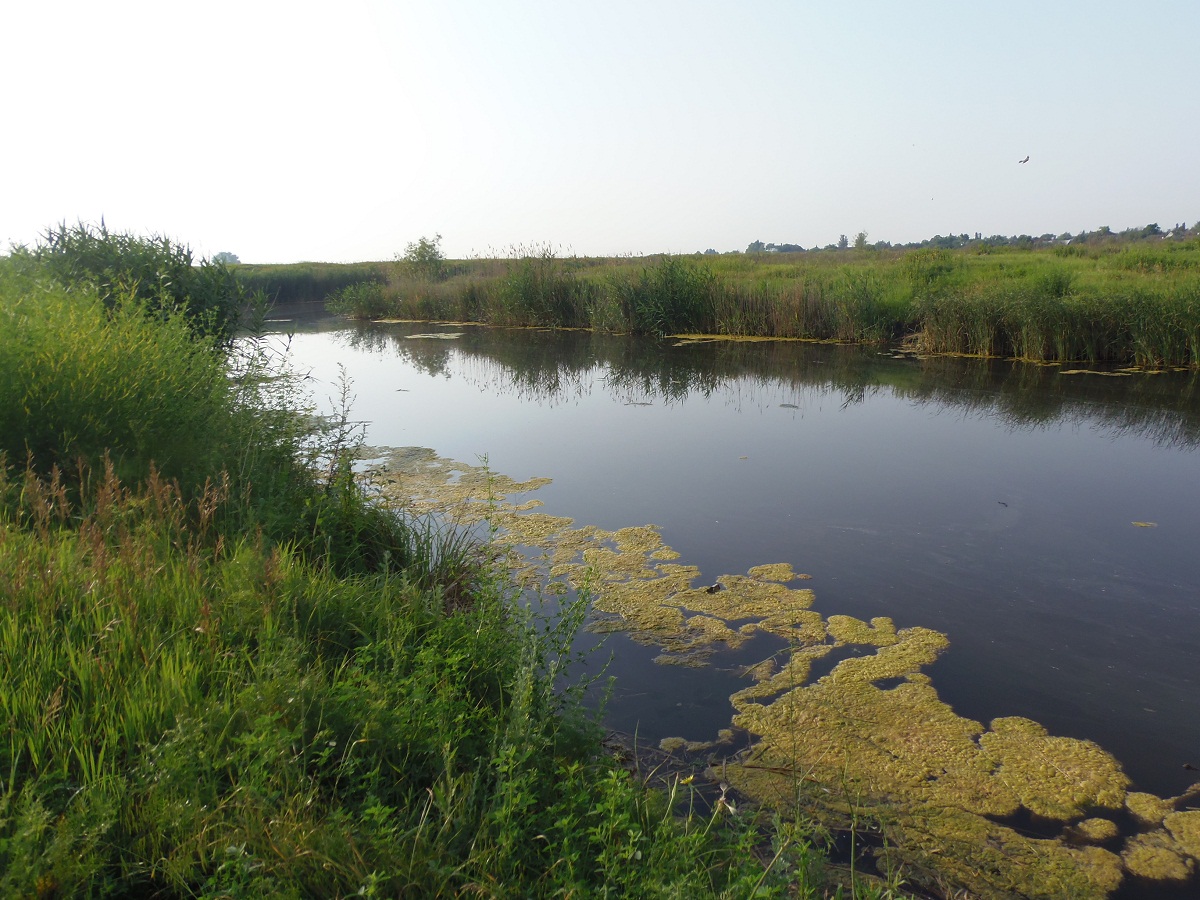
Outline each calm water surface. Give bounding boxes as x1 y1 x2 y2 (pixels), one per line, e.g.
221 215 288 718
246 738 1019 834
272 313 1200 799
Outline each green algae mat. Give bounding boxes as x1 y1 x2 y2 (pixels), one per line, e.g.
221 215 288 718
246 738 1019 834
366 447 1200 899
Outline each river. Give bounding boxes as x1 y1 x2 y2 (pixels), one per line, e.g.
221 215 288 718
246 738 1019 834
271 312 1200 808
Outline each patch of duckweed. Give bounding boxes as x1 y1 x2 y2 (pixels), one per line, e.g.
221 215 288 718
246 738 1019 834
492 512 575 545
370 450 828 661
890 806 1125 900
746 563 802 583
730 646 832 706
825 614 899 647
659 735 723 754
653 652 710 667
827 627 947 684
675 576 820 641
1127 791 1175 827
724 621 1147 897
1069 818 1121 844
742 658 778 683
1121 831 1194 882
979 717 1129 820
612 525 669 553
682 614 747 648
1164 810 1200 859
1132 521 1158 528
365 446 552 522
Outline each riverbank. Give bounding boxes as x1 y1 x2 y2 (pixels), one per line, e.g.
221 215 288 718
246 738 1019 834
0 227 881 896
243 238 1200 367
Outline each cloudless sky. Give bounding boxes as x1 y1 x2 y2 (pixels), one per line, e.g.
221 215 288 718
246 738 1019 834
3 0 1197 262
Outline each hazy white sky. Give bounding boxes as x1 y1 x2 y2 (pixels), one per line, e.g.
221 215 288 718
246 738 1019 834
3 1 1197 262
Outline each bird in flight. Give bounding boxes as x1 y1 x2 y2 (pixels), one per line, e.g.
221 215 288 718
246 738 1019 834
1018 155 1030 164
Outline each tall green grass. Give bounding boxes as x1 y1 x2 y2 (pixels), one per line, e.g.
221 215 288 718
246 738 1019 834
0 266 241 487
0 440 835 897
317 241 1200 366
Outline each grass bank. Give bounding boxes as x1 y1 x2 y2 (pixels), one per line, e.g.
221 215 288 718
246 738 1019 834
0 228 879 896
310 240 1200 367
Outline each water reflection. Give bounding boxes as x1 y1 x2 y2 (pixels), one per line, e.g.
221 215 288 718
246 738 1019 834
337 321 1200 448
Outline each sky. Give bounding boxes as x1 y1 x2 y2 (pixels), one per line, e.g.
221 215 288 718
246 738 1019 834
2 0 1197 263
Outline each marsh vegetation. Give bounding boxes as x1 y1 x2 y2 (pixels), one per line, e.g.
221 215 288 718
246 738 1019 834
298 237 1200 367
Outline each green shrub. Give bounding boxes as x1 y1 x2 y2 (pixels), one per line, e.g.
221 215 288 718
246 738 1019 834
11 222 250 345
0 271 233 486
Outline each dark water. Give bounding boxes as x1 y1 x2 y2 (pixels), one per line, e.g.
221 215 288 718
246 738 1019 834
272 313 1200 800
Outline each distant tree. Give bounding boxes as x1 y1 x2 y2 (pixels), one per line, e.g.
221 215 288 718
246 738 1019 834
1140 223 1162 238
746 240 765 253
837 234 849 250
400 234 447 281
702 248 719 255
212 251 240 265
1097 225 1111 236
853 231 868 251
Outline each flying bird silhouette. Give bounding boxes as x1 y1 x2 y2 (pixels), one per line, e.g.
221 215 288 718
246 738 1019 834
1018 156 1030 164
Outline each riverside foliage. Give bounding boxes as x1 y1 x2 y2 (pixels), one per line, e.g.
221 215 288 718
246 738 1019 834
309 239 1200 366
0 230 866 896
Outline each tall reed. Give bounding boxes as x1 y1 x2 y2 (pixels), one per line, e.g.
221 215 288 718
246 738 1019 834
315 242 1200 366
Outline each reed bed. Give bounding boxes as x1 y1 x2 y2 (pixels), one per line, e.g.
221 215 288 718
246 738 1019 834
310 241 1200 366
236 260 388 306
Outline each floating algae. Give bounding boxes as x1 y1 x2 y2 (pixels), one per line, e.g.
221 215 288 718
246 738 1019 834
364 447 1200 899
1069 818 1121 844
1122 831 1194 882
825 614 899 647
1127 791 1175 827
1166 811 1200 859
724 628 1146 897
979 716 1128 820
746 562 806 582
